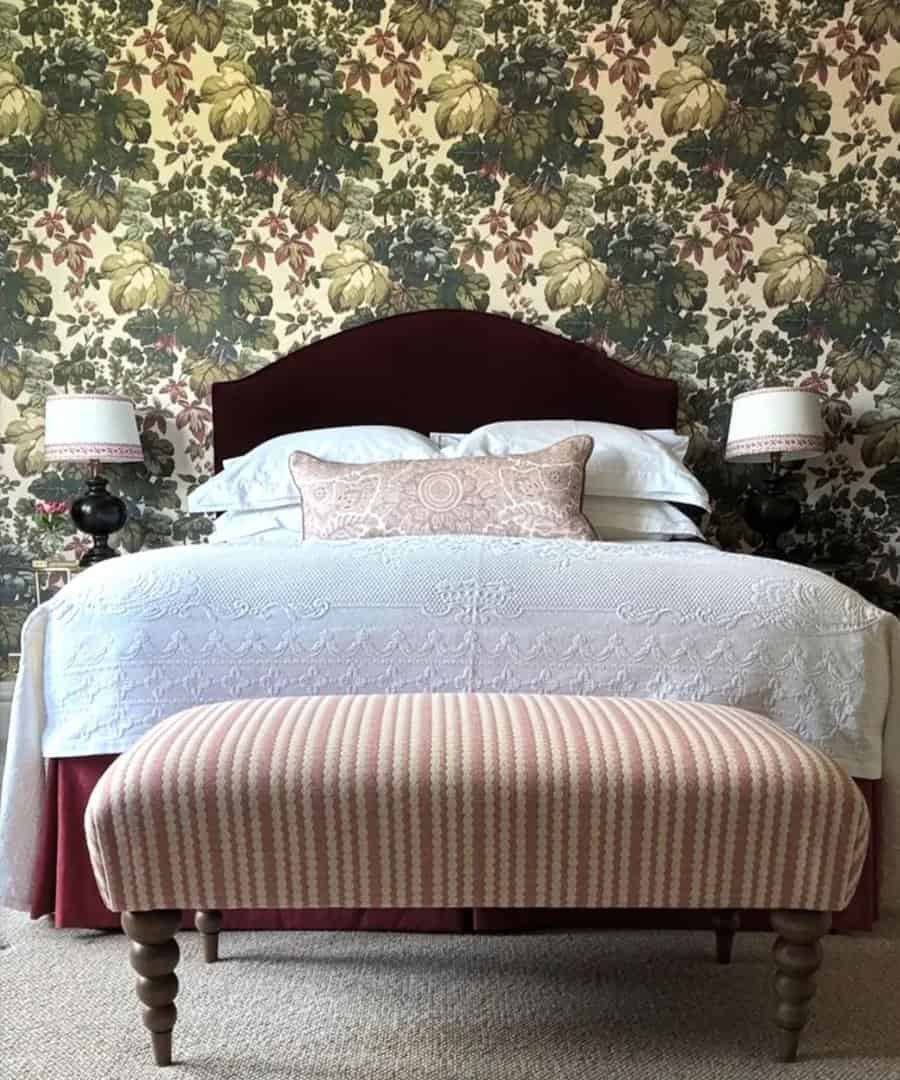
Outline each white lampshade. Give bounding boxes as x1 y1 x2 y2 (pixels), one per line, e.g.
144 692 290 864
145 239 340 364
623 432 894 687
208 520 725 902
44 394 143 464
725 387 825 464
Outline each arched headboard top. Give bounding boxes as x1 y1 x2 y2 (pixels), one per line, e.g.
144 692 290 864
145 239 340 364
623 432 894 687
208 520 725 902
211 310 678 470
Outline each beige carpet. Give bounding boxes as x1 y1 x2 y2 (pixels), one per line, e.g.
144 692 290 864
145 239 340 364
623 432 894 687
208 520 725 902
1 911 899 1080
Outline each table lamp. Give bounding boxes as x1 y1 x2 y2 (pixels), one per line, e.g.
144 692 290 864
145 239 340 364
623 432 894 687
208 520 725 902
725 387 825 557
44 393 144 567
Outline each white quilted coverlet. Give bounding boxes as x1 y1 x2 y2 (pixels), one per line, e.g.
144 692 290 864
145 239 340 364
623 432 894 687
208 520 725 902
2 536 899 911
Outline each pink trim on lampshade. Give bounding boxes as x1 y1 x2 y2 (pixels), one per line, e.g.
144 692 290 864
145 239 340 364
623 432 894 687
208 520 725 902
46 393 133 404
732 387 822 401
44 442 145 462
724 433 825 461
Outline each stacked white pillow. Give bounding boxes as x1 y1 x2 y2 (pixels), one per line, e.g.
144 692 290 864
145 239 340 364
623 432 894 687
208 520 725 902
438 421 707 541
189 426 440 514
192 421 708 544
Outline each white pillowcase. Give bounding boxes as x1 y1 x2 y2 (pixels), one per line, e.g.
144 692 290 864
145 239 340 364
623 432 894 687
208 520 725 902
443 420 708 509
208 506 300 541
209 499 702 545
189 426 441 513
583 496 702 541
432 426 690 462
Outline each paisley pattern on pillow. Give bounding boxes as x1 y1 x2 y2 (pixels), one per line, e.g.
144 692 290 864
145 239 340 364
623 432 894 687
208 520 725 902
289 436 596 541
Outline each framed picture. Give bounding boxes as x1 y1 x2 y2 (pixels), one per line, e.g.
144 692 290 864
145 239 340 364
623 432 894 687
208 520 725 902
32 560 81 606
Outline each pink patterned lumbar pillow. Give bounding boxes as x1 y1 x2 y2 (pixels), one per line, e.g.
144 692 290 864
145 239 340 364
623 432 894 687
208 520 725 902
288 435 596 540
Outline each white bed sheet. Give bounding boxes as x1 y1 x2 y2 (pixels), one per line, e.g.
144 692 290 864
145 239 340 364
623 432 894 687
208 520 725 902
1 536 898 911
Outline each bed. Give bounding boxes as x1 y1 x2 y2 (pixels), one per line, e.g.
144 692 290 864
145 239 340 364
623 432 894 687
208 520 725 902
0 310 896 930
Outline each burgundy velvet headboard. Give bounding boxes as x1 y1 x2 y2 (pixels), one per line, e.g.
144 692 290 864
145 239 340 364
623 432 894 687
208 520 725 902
211 310 678 471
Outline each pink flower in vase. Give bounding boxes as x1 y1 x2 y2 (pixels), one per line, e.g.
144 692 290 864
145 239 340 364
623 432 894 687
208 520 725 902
33 499 71 534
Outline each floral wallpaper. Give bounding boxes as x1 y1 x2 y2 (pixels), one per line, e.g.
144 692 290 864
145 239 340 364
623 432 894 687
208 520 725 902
1 0 900 670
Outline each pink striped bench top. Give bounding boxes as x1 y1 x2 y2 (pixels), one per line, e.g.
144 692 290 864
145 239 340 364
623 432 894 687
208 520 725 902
84 694 869 915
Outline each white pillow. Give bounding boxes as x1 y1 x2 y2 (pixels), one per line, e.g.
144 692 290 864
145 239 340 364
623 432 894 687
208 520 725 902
445 420 708 509
190 426 441 512
432 426 690 462
583 496 703 541
209 527 304 546
209 507 300 539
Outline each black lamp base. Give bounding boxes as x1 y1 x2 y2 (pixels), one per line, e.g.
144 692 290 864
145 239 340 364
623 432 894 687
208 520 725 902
70 474 127 567
744 473 800 558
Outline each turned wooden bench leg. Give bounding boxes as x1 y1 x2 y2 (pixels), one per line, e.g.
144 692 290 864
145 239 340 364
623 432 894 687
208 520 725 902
195 909 223 963
712 910 740 964
122 910 182 1067
771 909 832 1063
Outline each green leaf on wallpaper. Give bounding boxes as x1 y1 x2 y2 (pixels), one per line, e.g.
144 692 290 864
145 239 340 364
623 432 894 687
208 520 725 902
185 354 244 396
104 91 152 144
540 239 609 311
164 287 222 348
21 319 59 355
252 0 298 37
728 177 788 226
624 0 690 45
887 67 900 131
17 1 64 36
717 104 777 164
289 189 345 231
0 63 45 138
322 240 391 313
439 265 490 311
0 356 25 400
391 0 457 50
139 430 175 477
831 346 886 394
862 418 900 467
785 82 831 136
270 111 326 166
160 0 226 52
603 283 657 332
668 263 707 310
0 134 31 175
114 145 158 182
822 280 879 339
5 409 44 476
53 356 95 387
500 109 549 176
230 267 273 317
507 180 565 229
431 61 499 140
330 90 378 143
64 188 122 232
41 112 100 178
758 233 827 306
656 57 726 136
13 268 52 318
853 0 900 43
557 87 604 140
101 241 172 314
0 3 19 30
201 63 273 141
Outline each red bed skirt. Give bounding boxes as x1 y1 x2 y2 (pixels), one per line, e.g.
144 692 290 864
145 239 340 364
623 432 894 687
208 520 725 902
31 755 881 932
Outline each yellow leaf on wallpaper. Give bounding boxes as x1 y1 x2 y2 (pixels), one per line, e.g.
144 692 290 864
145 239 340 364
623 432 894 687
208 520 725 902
5 409 44 476
758 233 827 307
656 57 726 136
540 239 609 311
322 241 390 313
430 60 499 139
101 241 172 315
887 66 900 132
201 63 273 141
0 62 44 137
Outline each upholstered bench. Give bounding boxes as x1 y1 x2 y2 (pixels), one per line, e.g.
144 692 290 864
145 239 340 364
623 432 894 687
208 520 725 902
85 694 869 1068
